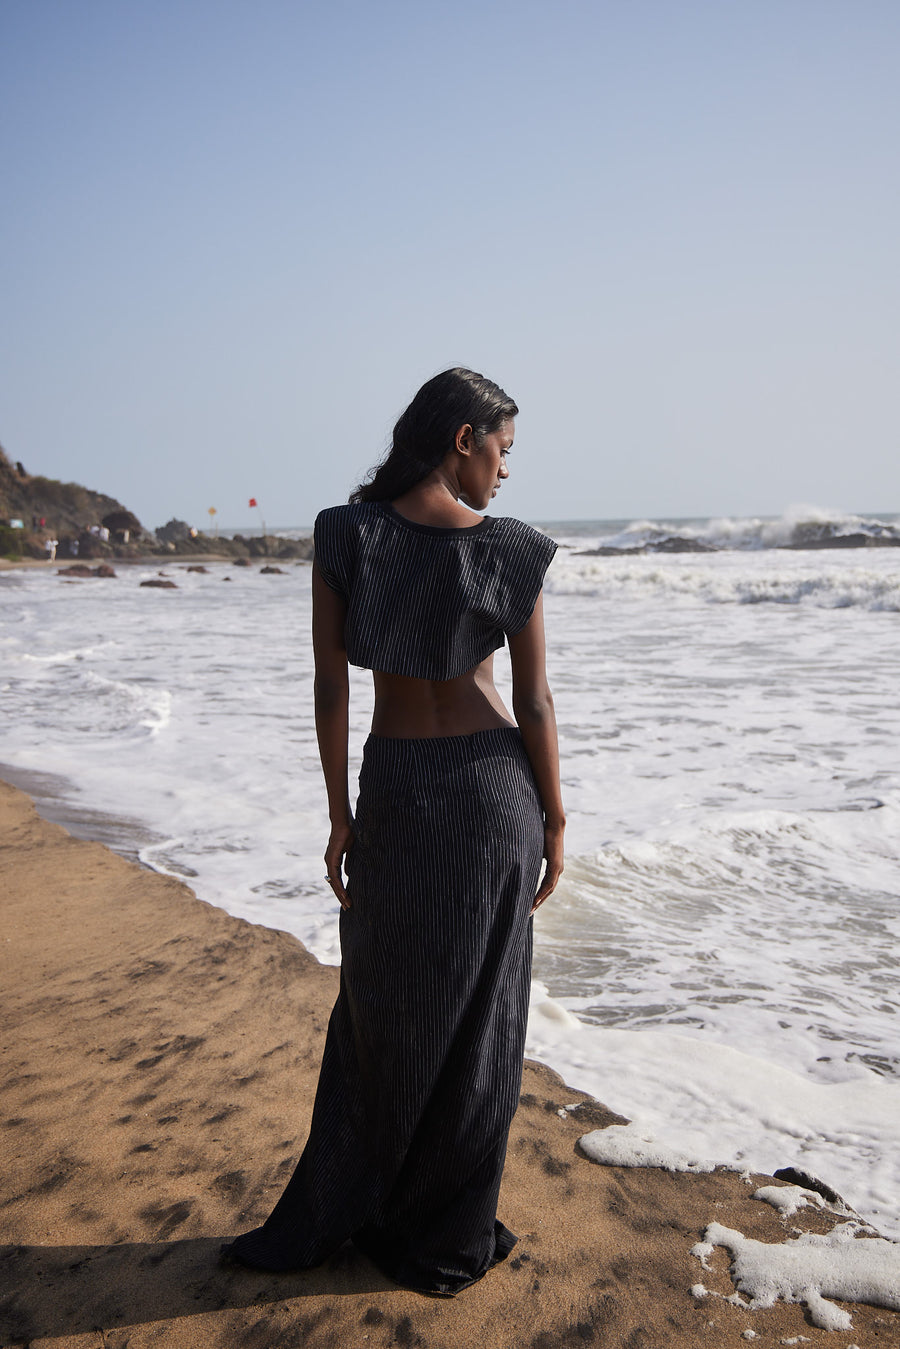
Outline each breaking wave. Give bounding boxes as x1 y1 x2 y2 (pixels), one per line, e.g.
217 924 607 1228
550 505 900 555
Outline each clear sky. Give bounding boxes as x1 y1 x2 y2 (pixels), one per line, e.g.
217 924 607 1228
2 0 898 530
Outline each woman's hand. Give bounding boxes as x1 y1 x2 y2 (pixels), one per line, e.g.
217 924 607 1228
532 819 564 913
324 820 354 910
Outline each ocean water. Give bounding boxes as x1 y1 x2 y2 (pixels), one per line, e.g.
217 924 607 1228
2 507 899 1238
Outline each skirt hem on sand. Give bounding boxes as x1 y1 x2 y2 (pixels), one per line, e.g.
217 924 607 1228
224 1218 518 1296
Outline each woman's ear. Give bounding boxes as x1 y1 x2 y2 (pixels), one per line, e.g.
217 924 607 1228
455 423 476 457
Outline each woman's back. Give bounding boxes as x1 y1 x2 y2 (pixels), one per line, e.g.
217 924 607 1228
315 493 556 739
371 656 512 738
366 478 533 737
314 501 554 681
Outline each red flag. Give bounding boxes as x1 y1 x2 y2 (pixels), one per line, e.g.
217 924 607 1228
248 497 258 508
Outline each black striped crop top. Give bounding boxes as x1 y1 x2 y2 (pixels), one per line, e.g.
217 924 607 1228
314 501 557 679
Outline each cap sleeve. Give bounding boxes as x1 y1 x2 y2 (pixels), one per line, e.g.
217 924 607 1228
501 523 557 635
313 507 355 599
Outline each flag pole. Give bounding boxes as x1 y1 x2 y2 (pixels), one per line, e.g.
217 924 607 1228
248 498 267 554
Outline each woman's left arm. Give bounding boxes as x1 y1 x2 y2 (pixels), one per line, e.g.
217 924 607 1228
508 592 565 912
312 561 353 909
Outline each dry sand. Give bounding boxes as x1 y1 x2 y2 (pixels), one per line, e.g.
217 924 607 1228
2 777 896 1347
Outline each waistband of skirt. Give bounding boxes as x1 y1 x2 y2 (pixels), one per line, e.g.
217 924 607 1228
363 726 524 769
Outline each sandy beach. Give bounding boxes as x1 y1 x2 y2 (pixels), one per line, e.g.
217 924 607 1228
1 777 897 1347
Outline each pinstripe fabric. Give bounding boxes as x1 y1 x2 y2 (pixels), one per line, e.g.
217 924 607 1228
228 728 544 1295
314 502 557 679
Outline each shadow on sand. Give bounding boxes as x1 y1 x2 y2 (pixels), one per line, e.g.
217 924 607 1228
0 1236 394 1342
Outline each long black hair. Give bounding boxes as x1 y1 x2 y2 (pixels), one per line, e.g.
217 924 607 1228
350 367 518 504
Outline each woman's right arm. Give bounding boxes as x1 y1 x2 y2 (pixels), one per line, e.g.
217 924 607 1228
507 591 565 912
312 561 353 909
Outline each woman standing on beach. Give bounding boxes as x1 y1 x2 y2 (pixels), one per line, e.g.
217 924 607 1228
227 367 564 1294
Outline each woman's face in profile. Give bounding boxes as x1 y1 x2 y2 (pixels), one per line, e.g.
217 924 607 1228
458 418 514 511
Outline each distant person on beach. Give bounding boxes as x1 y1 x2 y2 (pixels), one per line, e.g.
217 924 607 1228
226 367 564 1294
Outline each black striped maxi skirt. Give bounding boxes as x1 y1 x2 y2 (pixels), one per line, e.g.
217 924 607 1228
227 726 544 1295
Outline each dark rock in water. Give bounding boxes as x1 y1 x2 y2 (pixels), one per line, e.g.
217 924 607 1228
784 531 900 550
574 546 634 557
234 557 250 567
575 537 717 557
259 565 285 574
186 565 209 573
648 536 717 553
57 564 117 578
223 576 232 581
773 1167 846 1207
140 579 178 589
782 517 900 549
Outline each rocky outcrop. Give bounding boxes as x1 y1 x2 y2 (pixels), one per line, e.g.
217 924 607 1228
153 532 313 560
0 443 153 559
782 531 900 550
155 519 195 545
576 537 718 557
101 510 142 539
1 443 314 563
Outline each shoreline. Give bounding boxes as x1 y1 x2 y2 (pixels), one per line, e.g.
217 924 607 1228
4 521 900 573
0 553 312 571
2 777 897 1345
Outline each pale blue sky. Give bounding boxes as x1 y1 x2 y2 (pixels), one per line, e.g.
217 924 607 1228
2 0 898 529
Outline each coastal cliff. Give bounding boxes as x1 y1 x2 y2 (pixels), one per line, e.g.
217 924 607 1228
0 444 312 561
0 442 145 557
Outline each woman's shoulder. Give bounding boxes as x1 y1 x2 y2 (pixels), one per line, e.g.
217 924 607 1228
314 502 392 553
489 516 558 558
313 503 390 595
314 501 385 529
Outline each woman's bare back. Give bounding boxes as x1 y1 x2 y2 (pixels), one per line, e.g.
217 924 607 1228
371 654 515 739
